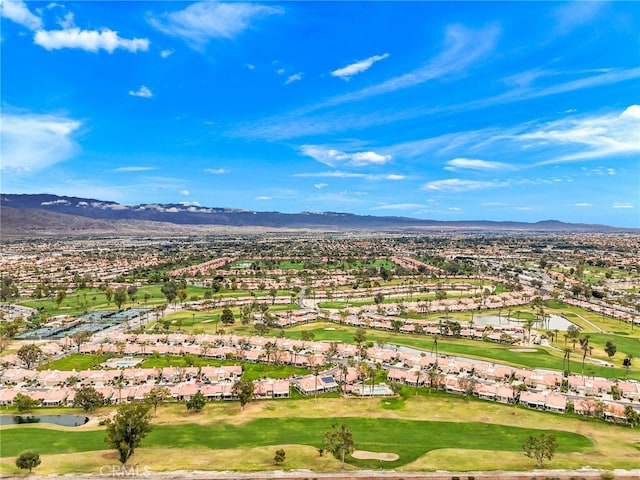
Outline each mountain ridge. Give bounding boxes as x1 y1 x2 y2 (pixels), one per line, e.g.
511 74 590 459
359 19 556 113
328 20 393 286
1 193 635 234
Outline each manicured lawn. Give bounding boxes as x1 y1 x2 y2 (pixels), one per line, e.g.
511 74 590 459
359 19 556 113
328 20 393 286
0 417 591 469
139 356 310 380
276 322 640 380
585 333 640 359
38 354 107 371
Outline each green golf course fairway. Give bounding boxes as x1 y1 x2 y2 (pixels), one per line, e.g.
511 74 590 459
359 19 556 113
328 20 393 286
1 416 591 470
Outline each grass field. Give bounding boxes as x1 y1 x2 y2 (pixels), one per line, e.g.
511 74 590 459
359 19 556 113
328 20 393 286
38 354 310 380
266 321 640 380
38 354 107 371
2 392 638 475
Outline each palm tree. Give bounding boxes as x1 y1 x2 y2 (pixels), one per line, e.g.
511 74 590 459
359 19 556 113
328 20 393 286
579 335 590 375
524 319 535 345
562 348 572 377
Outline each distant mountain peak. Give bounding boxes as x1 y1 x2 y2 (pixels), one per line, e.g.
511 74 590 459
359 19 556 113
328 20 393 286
0 193 634 234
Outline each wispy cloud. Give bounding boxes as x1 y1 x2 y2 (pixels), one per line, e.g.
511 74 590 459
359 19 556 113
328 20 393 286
160 49 174 58
1 110 81 173
180 190 190 196
331 53 389 80
204 168 230 174
114 166 157 172
314 183 328 189
294 171 405 181
129 86 153 98
575 202 592 207
527 104 640 165
35 28 149 53
553 1 604 35
233 24 499 140
1 0 42 31
371 203 426 211
323 24 499 107
444 157 513 171
301 145 391 167
285 72 303 85
422 178 507 192
612 202 634 209
149 1 282 47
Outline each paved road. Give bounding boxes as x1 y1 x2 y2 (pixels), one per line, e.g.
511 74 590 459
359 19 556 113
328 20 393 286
6 468 640 480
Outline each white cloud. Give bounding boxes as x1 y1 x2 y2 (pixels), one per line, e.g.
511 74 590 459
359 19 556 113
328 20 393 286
35 28 149 53
553 2 604 35
204 168 230 174
244 63 256 70
301 145 391 167
526 105 640 165
180 190 190 196
285 72 303 85
150 1 282 47
114 166 156 172
255 195 272 201
444 157 512 171
57 11 74 29
129 86 153 98
575 202 592 207
160 49 174 58
612 202 634 209
294 171 404 181
1 0 42 31
371 203 426 211
448 207 462 211
331 53 389 80
384 174 406 181
1 110 81 173
322 24 499 107
314 183 328 189
422 178 506 192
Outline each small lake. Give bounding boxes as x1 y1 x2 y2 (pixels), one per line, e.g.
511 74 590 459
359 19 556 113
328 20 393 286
471 314 575 330
0 414 88 427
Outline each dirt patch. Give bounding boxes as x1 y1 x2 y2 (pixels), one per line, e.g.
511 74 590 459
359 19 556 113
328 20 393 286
351 449 399 461
509 348 537 352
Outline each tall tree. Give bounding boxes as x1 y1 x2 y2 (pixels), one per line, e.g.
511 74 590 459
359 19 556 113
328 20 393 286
232 379 254 410
605 340 617 361
523 433 558 467
113 286 128 310
105 403 153 466
220 308 235 325
15 451 41 473
144 386 172 417
579 335 590 375
160 281 178 305
186 391 206 412
17 344 42 369
323 422 354 468
74 386 105 413
70 330 93 353
566 325 580 352
14 393 40 413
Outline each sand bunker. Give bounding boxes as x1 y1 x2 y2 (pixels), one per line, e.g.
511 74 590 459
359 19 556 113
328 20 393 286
351 450 399 461
509 348 538 352
324 327 336 330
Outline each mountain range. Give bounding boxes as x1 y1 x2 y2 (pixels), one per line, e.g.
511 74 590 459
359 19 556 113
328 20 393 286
0 193 634 236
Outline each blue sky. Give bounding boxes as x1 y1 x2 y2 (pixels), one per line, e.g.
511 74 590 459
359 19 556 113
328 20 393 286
1 1 639 227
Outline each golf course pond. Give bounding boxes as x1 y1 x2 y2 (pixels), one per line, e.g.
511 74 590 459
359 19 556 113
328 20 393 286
0 414 89 427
